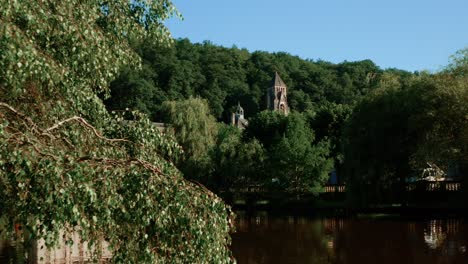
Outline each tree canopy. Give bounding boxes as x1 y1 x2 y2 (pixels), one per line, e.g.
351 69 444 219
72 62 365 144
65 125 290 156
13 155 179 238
105 38 393 121
161 97 219 182
244 111 333 195
0 1 234 263
343 56 468 206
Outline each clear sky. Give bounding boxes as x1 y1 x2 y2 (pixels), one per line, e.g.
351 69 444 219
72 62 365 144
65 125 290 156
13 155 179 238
165 0 468 72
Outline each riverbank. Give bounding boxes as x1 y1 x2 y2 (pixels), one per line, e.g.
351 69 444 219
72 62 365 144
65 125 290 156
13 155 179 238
229 199 468 218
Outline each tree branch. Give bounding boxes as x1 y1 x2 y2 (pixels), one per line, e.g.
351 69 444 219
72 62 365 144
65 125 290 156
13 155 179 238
44 116 131 144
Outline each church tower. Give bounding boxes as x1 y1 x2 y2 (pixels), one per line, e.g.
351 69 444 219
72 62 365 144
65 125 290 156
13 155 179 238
231 102 248 129
267 72 289 115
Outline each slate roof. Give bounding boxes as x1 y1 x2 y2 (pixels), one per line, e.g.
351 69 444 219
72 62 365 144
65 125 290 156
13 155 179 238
238 118 249 129
272 72 287 87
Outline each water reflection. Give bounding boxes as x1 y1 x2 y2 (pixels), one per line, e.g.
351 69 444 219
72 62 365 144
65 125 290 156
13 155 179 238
422 219 467 257
424 220 447 249
231 213 468 264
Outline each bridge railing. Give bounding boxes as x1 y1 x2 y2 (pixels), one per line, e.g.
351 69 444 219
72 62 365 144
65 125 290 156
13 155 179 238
226 181 461 194
406 181 461 192
324 185 346 193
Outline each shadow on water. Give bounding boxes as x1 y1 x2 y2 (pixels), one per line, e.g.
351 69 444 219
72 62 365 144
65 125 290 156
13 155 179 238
231 211 468 264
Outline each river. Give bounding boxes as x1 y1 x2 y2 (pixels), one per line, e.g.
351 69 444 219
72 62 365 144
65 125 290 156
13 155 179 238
231 212 468 264
2 213 467 263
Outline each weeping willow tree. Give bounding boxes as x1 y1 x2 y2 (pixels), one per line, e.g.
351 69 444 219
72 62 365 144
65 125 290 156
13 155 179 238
161 97 219 183
0 1 234 263
343 48 468 207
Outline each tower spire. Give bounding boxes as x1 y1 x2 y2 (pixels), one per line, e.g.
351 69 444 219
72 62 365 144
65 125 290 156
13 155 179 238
267 72 289 115
273 71 286 87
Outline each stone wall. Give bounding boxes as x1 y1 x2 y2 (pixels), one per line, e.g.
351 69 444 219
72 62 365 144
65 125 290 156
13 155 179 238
1 230 112 264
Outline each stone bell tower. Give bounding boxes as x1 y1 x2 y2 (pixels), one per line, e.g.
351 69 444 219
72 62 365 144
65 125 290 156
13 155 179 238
267 72 289 115
231 102 248 129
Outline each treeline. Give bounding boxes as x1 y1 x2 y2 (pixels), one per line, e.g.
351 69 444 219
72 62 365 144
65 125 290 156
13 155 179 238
105 38 382 195
344 64 468 206
106 39 467 206
106 38 414 121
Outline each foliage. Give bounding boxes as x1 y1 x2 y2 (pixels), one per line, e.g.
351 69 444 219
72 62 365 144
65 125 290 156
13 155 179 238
0 1 234 263
445 46 468 76
343 60 468 206
245 111 333 194
161 97 219 182
244 111 287 150
98 6 467 208
307 102 353 167
105 65 160 118
106 39 400 122
410 73 468 172
343 86 416 205
268 113 333 194
211 124 266 190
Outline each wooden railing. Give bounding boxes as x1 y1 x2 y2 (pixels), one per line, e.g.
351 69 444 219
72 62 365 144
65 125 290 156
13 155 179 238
324 185 346 193
227 181 461 194
325 181 461 193
406 181 461 192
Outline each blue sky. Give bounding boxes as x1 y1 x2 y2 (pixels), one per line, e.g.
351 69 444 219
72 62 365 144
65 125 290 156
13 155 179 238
165 0 467 72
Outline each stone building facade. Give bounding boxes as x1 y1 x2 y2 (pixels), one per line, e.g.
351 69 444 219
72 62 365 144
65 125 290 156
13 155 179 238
267 72 290 115
231 72 289 129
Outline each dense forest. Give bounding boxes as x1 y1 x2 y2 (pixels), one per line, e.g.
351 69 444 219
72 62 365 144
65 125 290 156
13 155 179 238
106 39 467 206
106 38 414 121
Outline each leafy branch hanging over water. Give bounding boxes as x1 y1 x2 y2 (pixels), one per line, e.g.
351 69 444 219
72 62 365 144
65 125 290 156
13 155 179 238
0 103 234 263
0 0 234 263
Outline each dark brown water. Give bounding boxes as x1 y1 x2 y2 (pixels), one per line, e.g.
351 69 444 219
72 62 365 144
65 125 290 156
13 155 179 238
231 212 468 264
